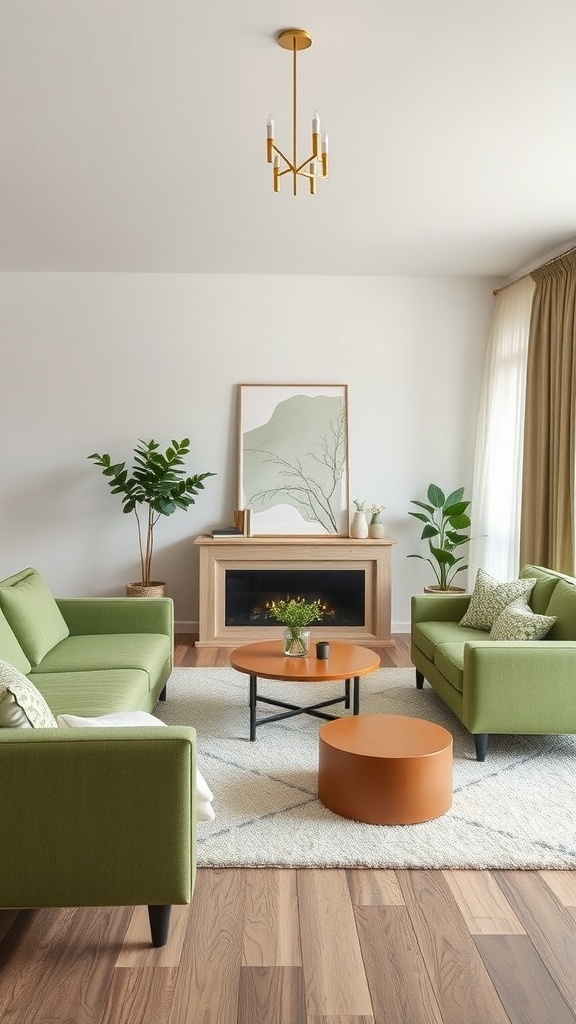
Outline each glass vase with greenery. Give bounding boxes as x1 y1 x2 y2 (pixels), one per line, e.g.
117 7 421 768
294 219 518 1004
270 597 323 656
407 483 471 591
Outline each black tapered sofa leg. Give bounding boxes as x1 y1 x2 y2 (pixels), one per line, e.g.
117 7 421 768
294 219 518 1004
159 684 167 701
474 734 489 762
148 904 171 947
415 669 424 689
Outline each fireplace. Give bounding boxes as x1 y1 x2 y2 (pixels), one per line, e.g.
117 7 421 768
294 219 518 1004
194 535 396 648
225 569 365 627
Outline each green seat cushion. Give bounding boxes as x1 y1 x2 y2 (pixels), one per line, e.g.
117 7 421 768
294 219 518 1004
31 633 171 691
30 669 153 717
545 580 576 640
433 643 466 692
0 568 69 666
412 621 487 660
519 565 561 615
0 610 31 675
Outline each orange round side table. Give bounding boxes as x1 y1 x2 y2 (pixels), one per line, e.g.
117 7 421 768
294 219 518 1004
318 713 453 825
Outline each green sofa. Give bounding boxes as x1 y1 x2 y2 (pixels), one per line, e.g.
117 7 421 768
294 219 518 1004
0 567 196 947
411 564 576 761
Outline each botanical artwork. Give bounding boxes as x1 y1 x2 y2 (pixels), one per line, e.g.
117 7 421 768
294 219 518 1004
238 384 349 536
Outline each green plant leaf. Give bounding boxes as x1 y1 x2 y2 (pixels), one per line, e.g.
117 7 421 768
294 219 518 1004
444 500 470 517
448 513 471 529
446 530 469 546
444 487 464 507
427 484 445 508
430 545 457 565
408 511 431 524
421 524 439 539
410 500 434 514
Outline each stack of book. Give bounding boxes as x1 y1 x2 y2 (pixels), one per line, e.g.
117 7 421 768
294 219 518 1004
210 509 252 539
210 526 243 539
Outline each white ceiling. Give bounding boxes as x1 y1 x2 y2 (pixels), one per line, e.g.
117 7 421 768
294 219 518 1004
1 1 576 277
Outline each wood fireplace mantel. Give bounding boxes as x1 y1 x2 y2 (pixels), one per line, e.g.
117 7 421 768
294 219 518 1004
193 535 396 648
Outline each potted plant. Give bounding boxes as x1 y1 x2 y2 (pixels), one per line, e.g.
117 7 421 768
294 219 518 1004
270 597 323 656
407 483 471 592
88 438 215 596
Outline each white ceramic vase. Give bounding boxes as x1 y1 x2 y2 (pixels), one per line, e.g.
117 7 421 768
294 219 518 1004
350 511 369 539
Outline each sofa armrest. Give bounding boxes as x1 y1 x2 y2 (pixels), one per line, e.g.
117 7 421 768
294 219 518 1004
462 640 576 732
0 725 195 910
411 593 471 625
56 597 174 638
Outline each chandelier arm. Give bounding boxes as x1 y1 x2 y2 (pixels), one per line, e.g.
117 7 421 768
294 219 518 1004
294 155 316 175
271 143 294 170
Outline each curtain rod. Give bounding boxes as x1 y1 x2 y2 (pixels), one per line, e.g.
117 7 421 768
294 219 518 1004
493 242 576 295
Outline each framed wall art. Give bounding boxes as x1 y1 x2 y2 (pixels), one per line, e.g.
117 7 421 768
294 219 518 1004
237 383 349 536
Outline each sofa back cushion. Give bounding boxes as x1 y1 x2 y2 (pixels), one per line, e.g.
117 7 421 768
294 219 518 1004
0 568 69 666
0 609 32 674
544 579 576 640
518 564 561 615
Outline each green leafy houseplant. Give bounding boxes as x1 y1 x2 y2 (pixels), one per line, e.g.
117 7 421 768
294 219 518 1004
270 597 323 655
88 438 215 589
407 484 471 591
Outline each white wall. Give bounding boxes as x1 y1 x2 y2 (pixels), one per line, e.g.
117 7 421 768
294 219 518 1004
0 272 495 631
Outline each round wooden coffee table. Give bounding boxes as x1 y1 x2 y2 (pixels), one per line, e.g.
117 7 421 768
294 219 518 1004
229 640 380 741
318 713 453 824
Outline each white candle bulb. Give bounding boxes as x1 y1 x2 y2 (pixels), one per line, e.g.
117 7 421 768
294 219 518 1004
321 133 329 153
312 111 320 133
267 116 274 138
274 155 280 168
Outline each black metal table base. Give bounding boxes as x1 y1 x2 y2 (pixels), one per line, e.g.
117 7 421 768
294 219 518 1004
249 675 360 741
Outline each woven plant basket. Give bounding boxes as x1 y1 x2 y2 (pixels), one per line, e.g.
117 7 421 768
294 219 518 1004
126 582 167 598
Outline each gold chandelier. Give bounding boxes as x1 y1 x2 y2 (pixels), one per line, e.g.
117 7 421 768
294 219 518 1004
266 29 329 196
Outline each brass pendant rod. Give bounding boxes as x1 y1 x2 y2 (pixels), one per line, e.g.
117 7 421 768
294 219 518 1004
292 39 298 195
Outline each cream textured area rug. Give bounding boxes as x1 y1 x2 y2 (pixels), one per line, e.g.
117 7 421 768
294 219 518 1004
155 666 576 870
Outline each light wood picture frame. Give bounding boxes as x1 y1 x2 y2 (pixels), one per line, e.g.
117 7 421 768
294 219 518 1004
237 383 349 536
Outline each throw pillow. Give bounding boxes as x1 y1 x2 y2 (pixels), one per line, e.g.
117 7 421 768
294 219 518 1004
489 598 557 641
0 568 69 666
0 660 58 728
459 568 537 631
56 710 215 821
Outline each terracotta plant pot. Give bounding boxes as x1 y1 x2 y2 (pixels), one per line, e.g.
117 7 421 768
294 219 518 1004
423 585 465 595
126 582 167 598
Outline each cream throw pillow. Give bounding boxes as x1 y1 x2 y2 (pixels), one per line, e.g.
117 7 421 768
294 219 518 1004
0 660 57 728
489 598 557 641
460 568 537 632
57 710 215 821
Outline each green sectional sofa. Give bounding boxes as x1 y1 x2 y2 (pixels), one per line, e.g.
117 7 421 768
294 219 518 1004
411 564 576 761
0 567 196 947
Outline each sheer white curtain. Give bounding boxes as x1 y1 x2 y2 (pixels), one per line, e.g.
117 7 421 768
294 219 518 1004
468 276 535 584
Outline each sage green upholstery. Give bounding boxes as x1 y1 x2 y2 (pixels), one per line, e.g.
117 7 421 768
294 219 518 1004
0 568 196 946
411 564 576 761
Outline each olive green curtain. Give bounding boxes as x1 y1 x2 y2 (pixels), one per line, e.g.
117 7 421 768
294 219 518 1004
519 253 576 573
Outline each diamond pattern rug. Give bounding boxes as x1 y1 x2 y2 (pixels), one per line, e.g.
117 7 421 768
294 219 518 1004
155 666 576 869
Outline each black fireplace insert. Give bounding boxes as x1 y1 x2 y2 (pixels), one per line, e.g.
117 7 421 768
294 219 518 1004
225 568 365 627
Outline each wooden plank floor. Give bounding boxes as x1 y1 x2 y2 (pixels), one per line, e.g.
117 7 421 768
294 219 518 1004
1 634 575 1024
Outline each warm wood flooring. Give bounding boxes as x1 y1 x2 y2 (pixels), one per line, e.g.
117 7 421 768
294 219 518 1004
1 635 575 1024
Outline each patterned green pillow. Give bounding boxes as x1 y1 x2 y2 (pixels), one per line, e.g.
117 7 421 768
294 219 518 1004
460 568 537 631
489 598 557 641
0 660 57 728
